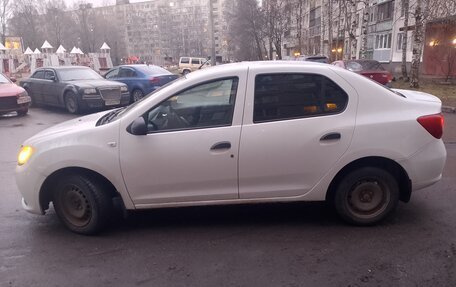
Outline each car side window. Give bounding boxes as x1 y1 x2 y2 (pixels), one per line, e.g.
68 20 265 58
32 70 45 79
119 68 136 78
253 73 348 123
44 70 56 81
145 77 239 133
191 58 200 65
180 58 190 64
105 68 119 79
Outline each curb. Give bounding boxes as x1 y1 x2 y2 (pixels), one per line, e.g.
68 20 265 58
443 106 456 113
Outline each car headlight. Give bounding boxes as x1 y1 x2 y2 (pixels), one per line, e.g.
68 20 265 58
18 146 34 166
84 88 97 94
120 86 128 92
19 91 28 97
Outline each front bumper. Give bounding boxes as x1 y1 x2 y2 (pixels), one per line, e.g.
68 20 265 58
0 96 31 114
81 92 130 109
16 163 47 215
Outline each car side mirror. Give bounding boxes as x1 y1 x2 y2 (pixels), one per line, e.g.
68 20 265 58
49 75 56 81
128 117 147 135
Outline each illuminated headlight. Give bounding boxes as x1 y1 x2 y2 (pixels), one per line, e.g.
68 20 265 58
18 146 34 166
84 88 97 94
120 86 128 92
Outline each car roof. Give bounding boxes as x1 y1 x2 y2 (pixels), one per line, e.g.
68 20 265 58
35 66 91 71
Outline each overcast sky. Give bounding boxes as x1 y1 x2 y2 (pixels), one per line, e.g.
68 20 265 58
63 0 145 8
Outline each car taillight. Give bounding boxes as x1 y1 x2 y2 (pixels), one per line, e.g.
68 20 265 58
417 113 444 139
150 77 160 84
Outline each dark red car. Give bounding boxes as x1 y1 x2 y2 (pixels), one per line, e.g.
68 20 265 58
332 60 393 86
0 73 31 116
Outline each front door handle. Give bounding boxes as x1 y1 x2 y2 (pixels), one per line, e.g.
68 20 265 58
210 141 231 150
320 132 341 141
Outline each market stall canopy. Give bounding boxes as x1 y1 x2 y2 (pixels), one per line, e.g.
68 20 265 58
100 42 111 50
0 43 7 50
24 47 33 54
56 45 66 53
76 48 84 54
41 40 53 49
70 46 78 54
33 48 41 54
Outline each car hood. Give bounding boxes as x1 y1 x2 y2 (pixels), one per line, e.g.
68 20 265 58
24 110 110 145
393 89 441 103
0 83 25 97
63 79 126 89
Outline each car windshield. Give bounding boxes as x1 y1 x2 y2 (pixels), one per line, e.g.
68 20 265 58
135 65 171 75
57 68 103 81
0 74 11 84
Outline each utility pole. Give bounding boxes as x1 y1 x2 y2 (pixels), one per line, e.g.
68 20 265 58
208 0 216 66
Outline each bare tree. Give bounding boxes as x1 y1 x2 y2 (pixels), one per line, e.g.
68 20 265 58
9 0 41 48
401 0 410 81
0 0 10 44
359 0 369 59
226 0 265 61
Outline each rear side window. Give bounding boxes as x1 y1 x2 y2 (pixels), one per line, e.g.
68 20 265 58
32 70 45 79
254 73 348 123
180 57 190 64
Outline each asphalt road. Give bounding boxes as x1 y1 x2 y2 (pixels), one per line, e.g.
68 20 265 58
1 107 455 287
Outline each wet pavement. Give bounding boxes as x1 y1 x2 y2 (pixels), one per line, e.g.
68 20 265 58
1 108 456 287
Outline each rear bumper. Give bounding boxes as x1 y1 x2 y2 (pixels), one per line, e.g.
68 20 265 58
398 139 447 192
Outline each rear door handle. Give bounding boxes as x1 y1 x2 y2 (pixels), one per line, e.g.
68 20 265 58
210 141 231 150
320 132 341 141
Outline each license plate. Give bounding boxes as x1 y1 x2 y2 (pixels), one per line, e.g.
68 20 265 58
17 96 31 105
105 99 120 106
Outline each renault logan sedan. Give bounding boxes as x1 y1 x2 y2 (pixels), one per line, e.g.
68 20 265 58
15 61 446 234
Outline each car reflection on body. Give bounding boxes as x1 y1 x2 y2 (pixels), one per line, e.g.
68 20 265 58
15 61 446 234
332 59 394 87
104 64 179 102
0 73 31 116
20 66 130 114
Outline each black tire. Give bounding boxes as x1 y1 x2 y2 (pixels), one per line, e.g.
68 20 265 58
131 89 144 102
25 88 37 107
64 91 80 114
182 69 190 75
53 174 113 235
17 108 28 116
334 167 399 225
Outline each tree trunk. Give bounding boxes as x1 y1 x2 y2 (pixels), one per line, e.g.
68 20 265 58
327 0 333 59
410 0 423 88
401 0 409 81
360 1 369 59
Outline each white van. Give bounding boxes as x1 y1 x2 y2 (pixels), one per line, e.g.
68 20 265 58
178 57 210 75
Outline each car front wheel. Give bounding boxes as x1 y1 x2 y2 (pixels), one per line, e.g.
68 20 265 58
64 91 79 114
334 167 399 225
53 174 113 235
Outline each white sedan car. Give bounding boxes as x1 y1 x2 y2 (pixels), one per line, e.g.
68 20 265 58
16 61 446 234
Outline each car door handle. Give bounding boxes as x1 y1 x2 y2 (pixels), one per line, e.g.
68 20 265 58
210 141 231 150
320 132 341 141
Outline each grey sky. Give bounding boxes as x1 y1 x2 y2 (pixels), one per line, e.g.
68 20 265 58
63 0 144 8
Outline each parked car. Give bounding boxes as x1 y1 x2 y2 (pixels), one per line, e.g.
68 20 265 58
0 73 31 116
332 60 394 86
16 61 446 234
297 55 329 63
20 66 130 114
178 57 210 75
105 64 179 102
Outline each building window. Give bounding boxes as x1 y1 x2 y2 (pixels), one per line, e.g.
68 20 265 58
377 1 394 22
396 32 404 51
375 33 392 49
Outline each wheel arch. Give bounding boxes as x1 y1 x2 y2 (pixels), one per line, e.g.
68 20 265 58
326 156 412 203
62 86 79 105
39 166 122 212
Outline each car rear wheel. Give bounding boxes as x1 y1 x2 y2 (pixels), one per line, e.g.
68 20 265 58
132 89 144 102
65 91 79 114
17 108 28 116
334 167 399 225
182 69 190 75
53 174 113 235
